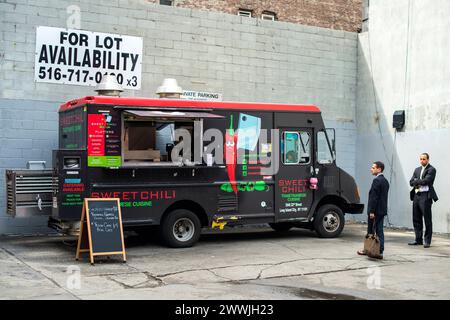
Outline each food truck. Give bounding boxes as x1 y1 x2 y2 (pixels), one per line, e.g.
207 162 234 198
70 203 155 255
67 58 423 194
48 94 364 247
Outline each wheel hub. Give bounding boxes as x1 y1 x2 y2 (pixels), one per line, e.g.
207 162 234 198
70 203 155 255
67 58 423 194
173 218 195 242
323 212 340 232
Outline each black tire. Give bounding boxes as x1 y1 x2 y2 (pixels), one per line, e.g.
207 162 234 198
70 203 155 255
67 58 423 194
313 204 345 238
269 222 294 232
160 209 201 248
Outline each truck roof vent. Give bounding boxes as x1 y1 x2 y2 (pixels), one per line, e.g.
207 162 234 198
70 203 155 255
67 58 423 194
156 78 183 99
95 75 123 96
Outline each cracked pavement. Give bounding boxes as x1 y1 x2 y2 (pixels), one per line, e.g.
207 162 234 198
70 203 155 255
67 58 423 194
0 223 449 300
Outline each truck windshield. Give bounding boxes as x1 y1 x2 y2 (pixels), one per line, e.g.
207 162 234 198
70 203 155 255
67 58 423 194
317 130 335 164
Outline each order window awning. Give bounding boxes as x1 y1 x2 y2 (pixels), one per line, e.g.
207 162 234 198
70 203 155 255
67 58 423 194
124 110 224 119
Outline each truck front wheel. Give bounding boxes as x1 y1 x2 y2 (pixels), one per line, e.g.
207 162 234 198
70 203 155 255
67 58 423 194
160 209 201 248
313 204 345 238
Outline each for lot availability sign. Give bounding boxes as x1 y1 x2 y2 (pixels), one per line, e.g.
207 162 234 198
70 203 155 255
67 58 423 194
35 26 143 90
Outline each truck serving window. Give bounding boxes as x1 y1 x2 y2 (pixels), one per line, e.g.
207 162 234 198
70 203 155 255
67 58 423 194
122 110 222 167
282 131 311 165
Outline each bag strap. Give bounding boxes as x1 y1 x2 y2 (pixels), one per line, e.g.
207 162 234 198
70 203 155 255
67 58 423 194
372 217 376 236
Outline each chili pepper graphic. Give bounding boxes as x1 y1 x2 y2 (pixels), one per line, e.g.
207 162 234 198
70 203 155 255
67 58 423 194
225 115 238 194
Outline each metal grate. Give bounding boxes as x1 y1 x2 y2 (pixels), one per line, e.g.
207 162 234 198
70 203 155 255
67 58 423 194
6 169 56 217
217 194 238 212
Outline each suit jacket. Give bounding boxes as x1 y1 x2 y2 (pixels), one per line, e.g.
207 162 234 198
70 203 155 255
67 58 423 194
368 174 390 217
409 164 438 202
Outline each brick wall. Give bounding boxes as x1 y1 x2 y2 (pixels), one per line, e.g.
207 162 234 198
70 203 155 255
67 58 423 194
149 0 363 32
0 0 358 234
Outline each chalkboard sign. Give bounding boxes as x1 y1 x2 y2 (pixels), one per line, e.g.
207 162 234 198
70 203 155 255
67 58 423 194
76 198 126 265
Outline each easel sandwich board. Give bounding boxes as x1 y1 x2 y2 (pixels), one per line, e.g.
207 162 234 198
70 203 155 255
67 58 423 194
76 198 126 265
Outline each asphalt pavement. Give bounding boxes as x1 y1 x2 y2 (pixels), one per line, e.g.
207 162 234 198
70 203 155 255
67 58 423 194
1 222 449 300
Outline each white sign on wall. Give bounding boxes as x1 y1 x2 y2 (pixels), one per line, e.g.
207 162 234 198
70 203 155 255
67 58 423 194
181 90 223 101
35 26 143 90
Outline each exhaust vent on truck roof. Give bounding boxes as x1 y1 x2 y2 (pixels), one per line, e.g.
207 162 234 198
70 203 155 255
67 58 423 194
95 75 123 96
156 78 183 99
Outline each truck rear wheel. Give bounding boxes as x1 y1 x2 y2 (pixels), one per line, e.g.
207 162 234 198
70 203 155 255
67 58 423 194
313 204 345 238
269 222 294 232
160 209 201 248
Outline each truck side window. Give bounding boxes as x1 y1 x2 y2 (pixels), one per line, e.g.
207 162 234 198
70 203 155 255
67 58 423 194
317 131 334 164
282 131 310 165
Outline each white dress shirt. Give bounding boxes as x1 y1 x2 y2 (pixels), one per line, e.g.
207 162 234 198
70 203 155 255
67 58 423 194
416 164 430 193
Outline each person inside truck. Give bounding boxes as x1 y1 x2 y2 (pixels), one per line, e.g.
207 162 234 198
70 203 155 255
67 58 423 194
286 150 298 164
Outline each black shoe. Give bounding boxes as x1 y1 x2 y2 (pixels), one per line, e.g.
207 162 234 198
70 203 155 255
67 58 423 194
424 243 431 248
408 241 423 246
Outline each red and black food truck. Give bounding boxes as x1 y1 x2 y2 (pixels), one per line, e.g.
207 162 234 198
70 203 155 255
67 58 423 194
51 96 364 247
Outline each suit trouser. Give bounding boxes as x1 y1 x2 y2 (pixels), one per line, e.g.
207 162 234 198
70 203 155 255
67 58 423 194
367 216 384 254
413 192 433 244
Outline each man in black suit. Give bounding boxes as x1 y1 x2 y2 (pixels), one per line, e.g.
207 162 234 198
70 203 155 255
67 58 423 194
409 153 438 248
358 161 390 259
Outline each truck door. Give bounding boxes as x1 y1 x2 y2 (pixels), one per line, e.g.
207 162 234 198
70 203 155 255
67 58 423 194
275 128 314 221
314 128 340 206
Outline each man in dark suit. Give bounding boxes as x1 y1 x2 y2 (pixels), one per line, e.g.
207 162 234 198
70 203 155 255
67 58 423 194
358 161 390 259
409 153 438 248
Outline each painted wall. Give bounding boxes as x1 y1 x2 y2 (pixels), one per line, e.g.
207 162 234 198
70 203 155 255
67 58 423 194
356 0 450 233
0 0 358 234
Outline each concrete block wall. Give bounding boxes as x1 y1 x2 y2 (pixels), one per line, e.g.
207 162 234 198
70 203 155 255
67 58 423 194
324 120 357 178
0 99 58 235
0 0 358 234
